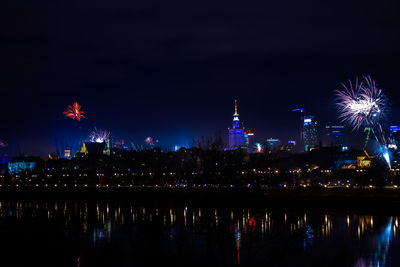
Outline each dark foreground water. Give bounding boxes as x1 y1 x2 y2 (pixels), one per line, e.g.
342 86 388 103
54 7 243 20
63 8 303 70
1 198 400 266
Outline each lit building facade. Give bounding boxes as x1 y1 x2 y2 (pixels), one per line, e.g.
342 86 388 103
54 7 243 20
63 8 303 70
245 130 255 152
64 149 71 158
303 115 318 152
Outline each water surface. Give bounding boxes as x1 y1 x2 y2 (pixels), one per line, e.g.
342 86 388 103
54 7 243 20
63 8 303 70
0 199 399 266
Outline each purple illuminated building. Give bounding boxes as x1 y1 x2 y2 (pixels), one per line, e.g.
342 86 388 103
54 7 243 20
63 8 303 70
228 100 247 149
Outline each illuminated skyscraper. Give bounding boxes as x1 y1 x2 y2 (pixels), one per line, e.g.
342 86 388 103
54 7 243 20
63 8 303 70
245 130 255 152
303 115 318 151
228 100 246 149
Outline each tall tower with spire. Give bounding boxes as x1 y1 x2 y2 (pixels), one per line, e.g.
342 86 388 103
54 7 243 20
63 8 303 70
228 99 246 149
232 99 240 129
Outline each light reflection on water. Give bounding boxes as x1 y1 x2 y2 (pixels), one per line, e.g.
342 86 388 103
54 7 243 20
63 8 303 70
0 200 399 266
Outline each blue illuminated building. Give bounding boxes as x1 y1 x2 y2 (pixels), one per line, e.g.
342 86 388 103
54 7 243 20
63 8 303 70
228 100 247 149
303 115 318 152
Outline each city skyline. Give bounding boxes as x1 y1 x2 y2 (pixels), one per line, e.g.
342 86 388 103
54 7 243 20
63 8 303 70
1 93 399 157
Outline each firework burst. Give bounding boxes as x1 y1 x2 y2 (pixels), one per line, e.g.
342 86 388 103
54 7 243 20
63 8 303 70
89 128 110 143
63 102 85 121
335 76 386 131
145 137 154 146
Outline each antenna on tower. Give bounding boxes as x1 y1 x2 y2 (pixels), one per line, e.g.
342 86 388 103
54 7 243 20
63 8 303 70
234 99 238 115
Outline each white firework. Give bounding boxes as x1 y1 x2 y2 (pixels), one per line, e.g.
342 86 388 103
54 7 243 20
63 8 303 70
335 76 386 130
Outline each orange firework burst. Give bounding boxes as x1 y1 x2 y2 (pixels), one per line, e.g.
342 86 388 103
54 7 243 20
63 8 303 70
63 102 85 121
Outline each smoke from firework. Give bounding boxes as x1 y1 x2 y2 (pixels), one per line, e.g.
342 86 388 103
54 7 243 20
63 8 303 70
0 140 7 148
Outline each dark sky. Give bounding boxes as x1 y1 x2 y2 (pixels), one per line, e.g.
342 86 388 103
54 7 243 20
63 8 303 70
2 0 400 156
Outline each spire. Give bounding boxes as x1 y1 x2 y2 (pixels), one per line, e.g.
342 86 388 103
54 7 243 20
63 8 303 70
232 99 240 128
234 99 238 116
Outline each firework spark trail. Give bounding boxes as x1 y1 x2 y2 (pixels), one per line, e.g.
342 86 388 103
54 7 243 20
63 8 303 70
363 127 371 150
63 102 85 121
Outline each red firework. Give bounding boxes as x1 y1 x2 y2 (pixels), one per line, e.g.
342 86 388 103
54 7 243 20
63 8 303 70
145 137 154 146
63 102 85 121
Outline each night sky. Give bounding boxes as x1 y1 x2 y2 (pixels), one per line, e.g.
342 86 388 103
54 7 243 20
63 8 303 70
2 0 400 156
